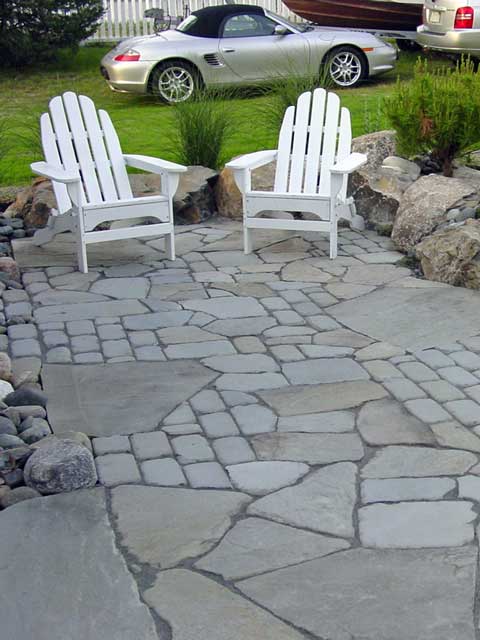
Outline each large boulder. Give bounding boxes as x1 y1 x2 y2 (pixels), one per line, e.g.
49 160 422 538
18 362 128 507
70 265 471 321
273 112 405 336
215 160 276 219
392 174 480 253
416 219 480 288
24 438 97 494
5 177 56 228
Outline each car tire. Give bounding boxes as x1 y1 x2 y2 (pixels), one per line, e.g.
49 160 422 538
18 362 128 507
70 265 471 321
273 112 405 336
325 46 367 88
151 61 200 104
396 38 422 52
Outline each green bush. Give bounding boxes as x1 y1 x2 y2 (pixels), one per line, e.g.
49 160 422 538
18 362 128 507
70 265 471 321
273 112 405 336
0 1 104 67
171 89 231 170
383 58 480 176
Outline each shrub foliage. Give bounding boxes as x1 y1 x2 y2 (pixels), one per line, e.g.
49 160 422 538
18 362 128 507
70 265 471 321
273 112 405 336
0 0 104 67
383 58 480 176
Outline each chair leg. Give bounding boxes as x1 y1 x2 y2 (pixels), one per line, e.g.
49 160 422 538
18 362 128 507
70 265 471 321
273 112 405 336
330 217 338 260
165 231 175 261
76 235 88 273
244 225 253 255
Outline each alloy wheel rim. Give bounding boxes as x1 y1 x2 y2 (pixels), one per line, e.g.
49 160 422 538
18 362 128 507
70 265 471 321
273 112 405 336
329 52 362 87
158 67 194 102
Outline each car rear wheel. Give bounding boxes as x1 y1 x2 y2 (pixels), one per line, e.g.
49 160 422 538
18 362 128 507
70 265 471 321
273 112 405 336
325 47 366 88
152 61 198 103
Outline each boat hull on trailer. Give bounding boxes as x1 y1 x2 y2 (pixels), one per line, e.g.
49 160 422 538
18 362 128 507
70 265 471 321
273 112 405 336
282 0 423 32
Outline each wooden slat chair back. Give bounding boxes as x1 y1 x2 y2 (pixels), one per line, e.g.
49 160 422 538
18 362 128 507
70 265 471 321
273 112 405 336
32 91 186 273
227 88 366 258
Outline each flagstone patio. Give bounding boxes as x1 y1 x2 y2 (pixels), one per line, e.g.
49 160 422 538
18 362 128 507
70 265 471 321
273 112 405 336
3 218 480 639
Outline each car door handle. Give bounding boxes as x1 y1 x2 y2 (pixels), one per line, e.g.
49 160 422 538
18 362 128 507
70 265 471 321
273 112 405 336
221 48 235 53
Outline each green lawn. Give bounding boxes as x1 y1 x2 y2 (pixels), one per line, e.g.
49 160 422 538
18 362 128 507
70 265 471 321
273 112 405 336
0 45 450 187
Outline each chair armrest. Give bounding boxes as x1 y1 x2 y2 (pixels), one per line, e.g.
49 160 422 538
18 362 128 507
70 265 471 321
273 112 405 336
331 153 367 175
124 154 187 174
31 161 80 184
226 150 278 172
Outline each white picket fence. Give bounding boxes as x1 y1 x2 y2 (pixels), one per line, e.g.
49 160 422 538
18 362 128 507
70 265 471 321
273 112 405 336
90 0 298 41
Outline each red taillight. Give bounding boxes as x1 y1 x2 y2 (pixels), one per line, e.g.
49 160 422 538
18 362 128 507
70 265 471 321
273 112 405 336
114 52 140 61
454 6 474 29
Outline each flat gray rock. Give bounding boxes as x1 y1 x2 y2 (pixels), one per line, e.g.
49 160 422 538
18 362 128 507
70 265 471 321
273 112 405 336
156 326 223 344
329 286 480 350
361 477 456 503
237 546 477 640
259 380 387 416
231 404 277 435
215 372 288 392
34 300 148 323
248 463 357 537
362 445 477 478
12 234 162 267
43 361 216 437
282 358 369 385
0 489 157 640
90 277 149 299
277 411 355 433
34 290 110 305
358 398 435 445
143 569 305 640
227 461 309 495
202 354 279 373
196 517 349 579
111 485 250 567
203 317 277 337
182 296 266 319
252 432 364 464
359 501 476 547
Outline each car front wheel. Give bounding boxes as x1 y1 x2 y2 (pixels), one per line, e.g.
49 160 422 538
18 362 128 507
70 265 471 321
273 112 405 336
152 61 198 103
325 47 366 88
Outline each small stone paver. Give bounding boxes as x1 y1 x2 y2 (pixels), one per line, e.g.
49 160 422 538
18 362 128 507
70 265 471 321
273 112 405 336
414 349 455 369
165 340 235 359
355 342 405 361
361 477 455 503
102 339 132 358
431 421 480 453
383 378 427 402
199 412 239 438
74 352 104 364
183 462 231 488
8 324 37 339
231 404 277 435
93 435 131 455
71 335 100 354
212 436 255 465
66 320 95 336
283 358 369 385
362 446 477 478
450 350 480 371
131 431 172 460
404 398 451 423
97 324 126 340
233 336 267 354
227 461 309 495
202 353 279 373
162 422 202 435
134 346 166 361
420 380 466 402
358 398 434 445
398 361 439 383
443 399 480 426
438 366 479 387
129 331 157 347
172 434 215 464
362 360 403 381
141 458 187 486
359 501 475 548
95 453 141 486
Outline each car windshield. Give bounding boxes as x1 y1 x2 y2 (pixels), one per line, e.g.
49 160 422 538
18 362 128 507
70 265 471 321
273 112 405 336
265 10 314 32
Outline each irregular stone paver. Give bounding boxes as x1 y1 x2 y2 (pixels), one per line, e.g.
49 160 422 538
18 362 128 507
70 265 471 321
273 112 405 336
248 463 357 537
202 353 279 373
277 410 355 432
184 461 231 488
42 361 216 436
358 398 434 445
215 372 288 392
172 434 215 464
212 436 255 465
282 358 369 385
237 547 478 640
361 477 456 503
90 277 149 299
95 453 141 486
231 404 277 435
196 517 349 579
144 569 305 640
0 489 158 640
359 501 476 547
431 421 480 453
111 485 250 567
141 458 187 486
34 300 148 322
227 461 309 495
182 296 266 318
362 446 477 478
253 432 364 464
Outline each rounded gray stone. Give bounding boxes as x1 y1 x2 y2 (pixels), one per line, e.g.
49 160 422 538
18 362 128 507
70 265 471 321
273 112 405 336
0 486 40 508
24 438 97 494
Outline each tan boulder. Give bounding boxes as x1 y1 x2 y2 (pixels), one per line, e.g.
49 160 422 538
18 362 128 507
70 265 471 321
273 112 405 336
392 174 478 253
5 177 56 228
215 161 276 219
416 219 480 289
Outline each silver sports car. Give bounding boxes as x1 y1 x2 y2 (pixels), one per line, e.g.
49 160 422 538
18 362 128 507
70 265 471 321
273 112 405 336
100 4 396 103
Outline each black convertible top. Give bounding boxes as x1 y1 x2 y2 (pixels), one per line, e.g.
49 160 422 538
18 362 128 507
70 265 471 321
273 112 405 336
177 4 265 38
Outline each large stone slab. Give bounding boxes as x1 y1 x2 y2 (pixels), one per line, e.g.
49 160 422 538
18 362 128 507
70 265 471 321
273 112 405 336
42 361 216 437
359 501 476 547
182 296 266 319
329 286 480 350
144 569 305 640
282 358 369 385
111 485 250 567
0 489 157 640
248 463 357 537
34 300 148 323
362 445 477 478
237 546 477 640
358 398 435 445
259 380 388 416
12 233 162 267
196 517 349 579
252 432 364 464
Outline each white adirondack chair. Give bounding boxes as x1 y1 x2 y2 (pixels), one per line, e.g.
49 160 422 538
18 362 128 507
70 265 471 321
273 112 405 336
31 91 186 273
226 88 367 258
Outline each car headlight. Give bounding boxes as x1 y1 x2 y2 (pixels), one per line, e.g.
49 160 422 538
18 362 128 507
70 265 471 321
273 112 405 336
114 48 141 62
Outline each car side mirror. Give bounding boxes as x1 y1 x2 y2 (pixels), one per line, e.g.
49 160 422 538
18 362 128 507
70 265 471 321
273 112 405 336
274 24 289 36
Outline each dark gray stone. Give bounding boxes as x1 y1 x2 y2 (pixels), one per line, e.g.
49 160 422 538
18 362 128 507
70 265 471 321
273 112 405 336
19 418 51 444
5 386 47 408
24 438 97 494
0 433 24 448
0 486 40 508
0 415 17 435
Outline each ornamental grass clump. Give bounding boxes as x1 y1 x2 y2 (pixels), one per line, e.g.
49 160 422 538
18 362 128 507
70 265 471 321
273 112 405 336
171 88 231 170
383 58 480 177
